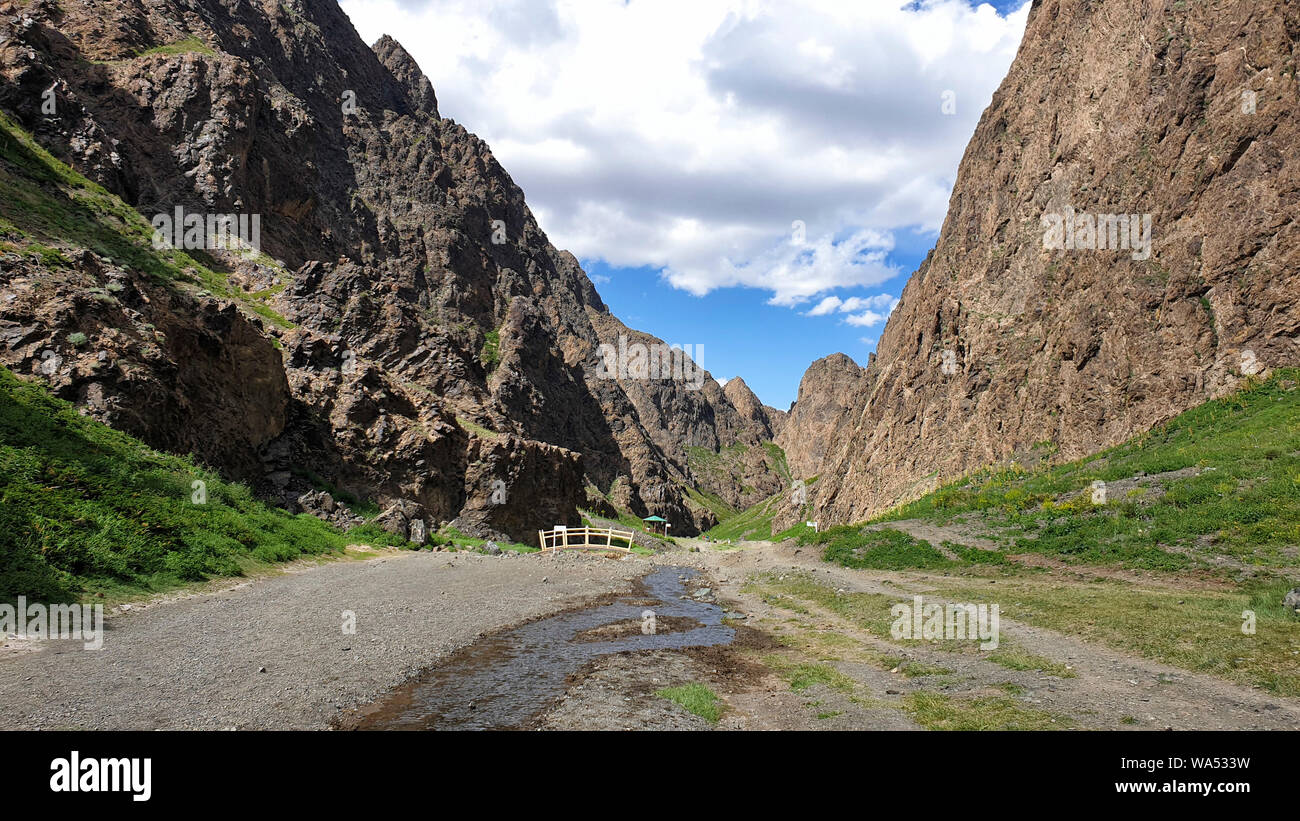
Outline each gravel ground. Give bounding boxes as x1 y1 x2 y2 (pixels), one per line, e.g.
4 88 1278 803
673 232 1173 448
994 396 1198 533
538 651 715 731
0 550 648 730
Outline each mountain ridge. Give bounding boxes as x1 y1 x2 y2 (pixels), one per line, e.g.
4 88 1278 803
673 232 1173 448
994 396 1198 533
0 0 782 540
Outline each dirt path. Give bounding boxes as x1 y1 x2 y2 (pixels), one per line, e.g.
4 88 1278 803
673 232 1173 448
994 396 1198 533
860 518 1287 588
0 550 647 729
864 518 999 553
609 537 1300 730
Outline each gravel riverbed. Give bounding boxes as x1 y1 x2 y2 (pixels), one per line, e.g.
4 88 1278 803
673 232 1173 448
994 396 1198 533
0 550 649 730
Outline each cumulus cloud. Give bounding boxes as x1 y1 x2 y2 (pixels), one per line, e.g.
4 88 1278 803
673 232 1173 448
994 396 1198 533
339 0 1029 309
659 227 900 306
806 296 843 316
806 293 898 316
805 291 899 329
844 309 891 327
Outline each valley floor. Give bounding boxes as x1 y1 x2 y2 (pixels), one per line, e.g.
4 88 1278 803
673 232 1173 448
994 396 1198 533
2 539 1296 730
0 550 642 730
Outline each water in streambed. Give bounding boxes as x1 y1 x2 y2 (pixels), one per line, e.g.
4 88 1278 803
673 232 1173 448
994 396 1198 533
354 567 733 730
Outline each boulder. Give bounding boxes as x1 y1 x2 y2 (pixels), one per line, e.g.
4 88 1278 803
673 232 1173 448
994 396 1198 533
1284 588 1300 614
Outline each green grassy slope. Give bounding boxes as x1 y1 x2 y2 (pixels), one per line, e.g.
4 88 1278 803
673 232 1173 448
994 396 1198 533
816 368 1300 573
0 367 414 604
703 473 818 543
692 368 1300 567
702 491 781 541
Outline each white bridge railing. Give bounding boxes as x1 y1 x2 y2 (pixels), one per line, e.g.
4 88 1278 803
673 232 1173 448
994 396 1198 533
537 525 636 554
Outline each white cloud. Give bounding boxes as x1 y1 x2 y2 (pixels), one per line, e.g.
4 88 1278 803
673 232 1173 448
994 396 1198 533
845 310 889 327
805 291 899 322
840 294 898 313
339 0 1029 308
806 296 844 316
662 227 899 306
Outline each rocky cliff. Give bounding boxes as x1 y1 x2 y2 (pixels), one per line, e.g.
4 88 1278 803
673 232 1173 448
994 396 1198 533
0 0 780 540
800 0 1300 526
776 353 865 480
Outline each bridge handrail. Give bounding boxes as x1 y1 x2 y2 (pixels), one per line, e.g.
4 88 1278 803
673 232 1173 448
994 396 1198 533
537 525 636 553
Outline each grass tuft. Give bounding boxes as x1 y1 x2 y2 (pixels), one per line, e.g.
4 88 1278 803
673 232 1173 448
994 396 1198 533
656 682 724 723
902 691 1071 731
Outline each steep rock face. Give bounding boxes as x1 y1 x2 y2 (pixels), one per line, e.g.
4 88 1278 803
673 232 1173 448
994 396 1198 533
575 318 783 523
0 0 780 538
766 405 788 439
776 353 866 481
453 435 585 543
723 377 777 441
806 0 1300 525
0 250 289 482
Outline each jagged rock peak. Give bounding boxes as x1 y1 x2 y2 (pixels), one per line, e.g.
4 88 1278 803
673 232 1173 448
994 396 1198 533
373 35 439 117
777 353 865 480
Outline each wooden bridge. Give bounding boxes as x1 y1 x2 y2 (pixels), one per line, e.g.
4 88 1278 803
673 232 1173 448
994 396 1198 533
537 525 636 554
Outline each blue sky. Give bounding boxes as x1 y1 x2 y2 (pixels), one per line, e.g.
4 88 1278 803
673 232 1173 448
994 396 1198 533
341 0 1031 408
586 227 940 409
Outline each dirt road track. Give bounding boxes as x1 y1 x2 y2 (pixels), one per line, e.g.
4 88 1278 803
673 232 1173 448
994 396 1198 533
669 538 1300 730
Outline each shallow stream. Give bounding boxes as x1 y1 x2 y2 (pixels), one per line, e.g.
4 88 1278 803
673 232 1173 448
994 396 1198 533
355 566 733 729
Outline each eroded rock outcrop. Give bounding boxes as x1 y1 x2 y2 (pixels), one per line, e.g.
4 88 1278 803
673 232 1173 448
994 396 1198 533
776 353 866 481
0 249 289 482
